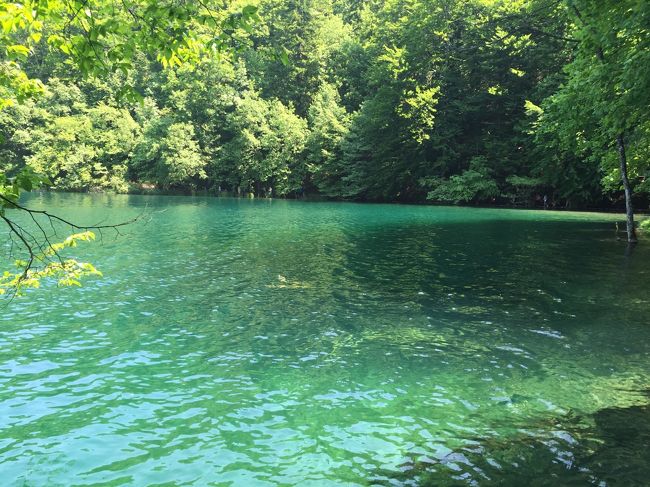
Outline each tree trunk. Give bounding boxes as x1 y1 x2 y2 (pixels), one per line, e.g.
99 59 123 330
616 133 637 243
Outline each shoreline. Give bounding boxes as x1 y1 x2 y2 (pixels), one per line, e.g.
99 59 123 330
26 189 650 219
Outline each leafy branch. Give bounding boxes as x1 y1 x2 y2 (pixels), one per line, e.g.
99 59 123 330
0 168 145 297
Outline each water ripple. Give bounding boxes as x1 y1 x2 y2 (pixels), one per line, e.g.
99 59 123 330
1 194 650 485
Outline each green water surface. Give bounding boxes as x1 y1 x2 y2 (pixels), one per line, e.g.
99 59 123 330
2 193 650 486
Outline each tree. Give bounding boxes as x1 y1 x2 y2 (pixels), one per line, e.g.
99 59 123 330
305 82 350 195
24 87 139 193
536 0 650 241
212 92 308 196
153 122 206 189
246 0 349 116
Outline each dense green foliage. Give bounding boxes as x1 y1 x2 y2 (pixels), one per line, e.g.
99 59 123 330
1 0 649 210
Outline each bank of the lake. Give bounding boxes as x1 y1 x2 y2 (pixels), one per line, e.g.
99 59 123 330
2 193 650 485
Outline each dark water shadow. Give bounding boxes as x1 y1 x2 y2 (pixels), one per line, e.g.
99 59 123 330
370 393 650 486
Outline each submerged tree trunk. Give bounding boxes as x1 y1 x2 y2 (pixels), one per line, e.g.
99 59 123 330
616 133 637 243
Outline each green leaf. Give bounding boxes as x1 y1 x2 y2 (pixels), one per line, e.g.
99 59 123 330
242 5 258 17
6 44 30 58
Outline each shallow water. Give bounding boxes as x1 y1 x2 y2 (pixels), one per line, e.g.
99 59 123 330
2 193 649 486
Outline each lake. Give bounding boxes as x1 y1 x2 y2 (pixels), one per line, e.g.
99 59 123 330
2 193 649 485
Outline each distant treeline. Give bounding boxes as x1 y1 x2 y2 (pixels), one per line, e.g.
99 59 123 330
1 0 648 209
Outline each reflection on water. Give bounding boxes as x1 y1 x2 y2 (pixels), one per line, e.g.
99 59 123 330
1 193 649 485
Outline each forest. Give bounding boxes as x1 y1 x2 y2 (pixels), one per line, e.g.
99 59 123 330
1 0 648 213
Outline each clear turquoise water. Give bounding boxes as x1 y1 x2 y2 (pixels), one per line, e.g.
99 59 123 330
2 193 650 486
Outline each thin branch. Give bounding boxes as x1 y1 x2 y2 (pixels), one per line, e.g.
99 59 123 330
0 194 143 230
1 214 35 282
